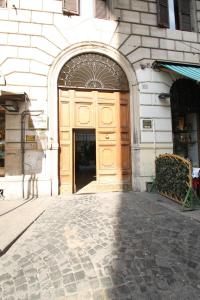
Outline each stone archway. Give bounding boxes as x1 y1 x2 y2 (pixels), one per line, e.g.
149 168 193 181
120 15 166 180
47 43 139 195
58 53 131 193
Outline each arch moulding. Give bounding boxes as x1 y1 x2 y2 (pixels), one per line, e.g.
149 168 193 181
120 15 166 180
47 42 139 194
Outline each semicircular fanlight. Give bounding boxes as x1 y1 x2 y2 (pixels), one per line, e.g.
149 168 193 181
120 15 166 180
58 53 129 91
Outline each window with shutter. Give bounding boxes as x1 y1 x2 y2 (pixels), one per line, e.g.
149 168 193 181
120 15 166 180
0 0 7 8
157 0 169 28
62 0 80 15
95 0 109 19
157 0 193 32
178 0 191 31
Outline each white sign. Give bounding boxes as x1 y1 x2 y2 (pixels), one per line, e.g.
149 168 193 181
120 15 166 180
28 115 48 129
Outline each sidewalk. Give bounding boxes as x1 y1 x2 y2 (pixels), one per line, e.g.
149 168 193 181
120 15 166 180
0 197 52 255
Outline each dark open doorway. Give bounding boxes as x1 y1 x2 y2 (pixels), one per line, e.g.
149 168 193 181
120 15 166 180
171 78 200 167
74 129 96 193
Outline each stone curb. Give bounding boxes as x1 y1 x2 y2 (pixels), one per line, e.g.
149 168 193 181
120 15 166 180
0 197 52 255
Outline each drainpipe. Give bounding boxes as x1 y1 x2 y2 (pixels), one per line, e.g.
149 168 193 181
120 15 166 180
21 110 43 198
152 119 156 159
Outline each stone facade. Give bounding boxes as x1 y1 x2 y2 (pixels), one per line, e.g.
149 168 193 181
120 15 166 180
0 0 200 198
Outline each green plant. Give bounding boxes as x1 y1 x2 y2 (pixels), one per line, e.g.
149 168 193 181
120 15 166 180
155 154 196 209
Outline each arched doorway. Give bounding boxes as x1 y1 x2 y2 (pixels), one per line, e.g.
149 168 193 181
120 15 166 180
58 53 131 193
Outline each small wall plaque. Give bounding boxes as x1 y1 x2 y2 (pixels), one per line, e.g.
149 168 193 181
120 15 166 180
143 119 152 129
26 135 36 142
28 115 48 130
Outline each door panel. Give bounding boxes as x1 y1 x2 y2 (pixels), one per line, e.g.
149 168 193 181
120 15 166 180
98 104 116 128
96 92 129 188
99 145 116 169
74 102 94 127
120 103 129 129
60 130 70 141
60 101 70 127
121 144 130 170
59 90 73 193
59 140 72 193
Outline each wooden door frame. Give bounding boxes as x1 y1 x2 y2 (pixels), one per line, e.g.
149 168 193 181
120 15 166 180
58 89 132 194
72 129 76 193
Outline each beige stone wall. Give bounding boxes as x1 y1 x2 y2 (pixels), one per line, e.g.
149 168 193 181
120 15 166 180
115 0 200 65
0 0 199 196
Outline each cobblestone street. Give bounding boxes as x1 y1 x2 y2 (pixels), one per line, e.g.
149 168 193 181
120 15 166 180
1 192 200 299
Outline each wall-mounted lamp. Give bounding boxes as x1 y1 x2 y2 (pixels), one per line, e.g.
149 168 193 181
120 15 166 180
0 92 26 112
0 100 19 112
158 93 170 100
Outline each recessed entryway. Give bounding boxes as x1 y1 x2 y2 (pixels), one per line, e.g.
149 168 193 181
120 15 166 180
59 89 131 194
74 129 96 193
58 53 131 194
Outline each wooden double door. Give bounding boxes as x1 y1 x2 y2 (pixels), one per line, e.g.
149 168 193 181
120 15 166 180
59 89 131 194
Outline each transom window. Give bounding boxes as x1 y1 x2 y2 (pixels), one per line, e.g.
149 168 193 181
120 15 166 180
58 53 129 91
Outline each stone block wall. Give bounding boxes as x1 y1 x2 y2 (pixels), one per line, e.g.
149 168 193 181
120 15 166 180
115 0 200 66
0 0 199 195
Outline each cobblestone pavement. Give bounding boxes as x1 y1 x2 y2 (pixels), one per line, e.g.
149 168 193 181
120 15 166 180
1 192 200 300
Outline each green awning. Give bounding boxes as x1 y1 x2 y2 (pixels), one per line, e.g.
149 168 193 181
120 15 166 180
160 63 200 81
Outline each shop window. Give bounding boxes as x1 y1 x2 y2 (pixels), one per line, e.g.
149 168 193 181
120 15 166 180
171 79 200 167
0 110 5 176
0 0 7 8
157 0 193 31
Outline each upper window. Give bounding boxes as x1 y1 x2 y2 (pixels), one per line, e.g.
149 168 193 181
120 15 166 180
62 0 110 19
95 0 110 19
157 0 193 31
0 0 7 8
62 0 80 15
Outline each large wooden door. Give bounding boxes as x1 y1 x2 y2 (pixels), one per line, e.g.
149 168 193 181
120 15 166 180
59 89 131 193
96 92 131 191
59 90 72 194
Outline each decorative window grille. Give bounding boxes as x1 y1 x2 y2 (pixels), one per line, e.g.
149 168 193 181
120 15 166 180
58 53 129 91
62 0 80 15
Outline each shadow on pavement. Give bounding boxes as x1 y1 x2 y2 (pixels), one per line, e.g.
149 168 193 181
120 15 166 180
104 192 200 299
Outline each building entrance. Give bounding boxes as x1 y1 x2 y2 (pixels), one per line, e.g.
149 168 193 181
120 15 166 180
58 53 131 194
74 129 96 193
58 89 131 194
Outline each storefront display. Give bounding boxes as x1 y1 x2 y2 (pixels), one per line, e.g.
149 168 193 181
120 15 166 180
173 113 199 166
171 78 200 168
